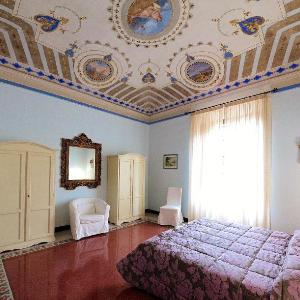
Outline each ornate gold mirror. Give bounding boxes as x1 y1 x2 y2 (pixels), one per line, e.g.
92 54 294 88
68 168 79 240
60 133 101 190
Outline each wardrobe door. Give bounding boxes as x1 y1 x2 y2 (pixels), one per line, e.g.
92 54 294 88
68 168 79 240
132 159 145 218
0 150 26 247
118 158 132 221
26 152 55 241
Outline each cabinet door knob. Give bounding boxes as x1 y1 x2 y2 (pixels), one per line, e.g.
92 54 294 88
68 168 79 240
27 195 30 198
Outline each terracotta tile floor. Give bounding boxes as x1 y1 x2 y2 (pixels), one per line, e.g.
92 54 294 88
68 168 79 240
4 222 168 300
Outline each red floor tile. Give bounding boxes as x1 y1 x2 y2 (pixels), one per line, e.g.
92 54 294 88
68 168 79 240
4 222 168 300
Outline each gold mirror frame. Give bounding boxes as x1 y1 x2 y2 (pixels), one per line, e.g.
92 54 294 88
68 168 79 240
60 133 102 190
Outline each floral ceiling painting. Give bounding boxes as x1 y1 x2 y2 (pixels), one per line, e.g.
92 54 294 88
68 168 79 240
0 0 299 122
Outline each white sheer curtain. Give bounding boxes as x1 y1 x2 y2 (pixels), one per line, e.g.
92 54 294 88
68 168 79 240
189 96 271 228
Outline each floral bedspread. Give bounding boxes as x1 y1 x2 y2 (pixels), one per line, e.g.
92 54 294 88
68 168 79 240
117 219 300 299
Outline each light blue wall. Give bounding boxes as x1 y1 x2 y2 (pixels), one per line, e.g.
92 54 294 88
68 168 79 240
2 79 300 232
148 116 190 217
0 81 149 226
148 87 300 233
271 87 300 233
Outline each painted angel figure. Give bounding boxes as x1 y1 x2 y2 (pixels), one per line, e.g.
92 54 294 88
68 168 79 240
127 0 163 24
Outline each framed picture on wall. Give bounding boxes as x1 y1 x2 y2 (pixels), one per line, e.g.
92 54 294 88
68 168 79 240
163 154 178 169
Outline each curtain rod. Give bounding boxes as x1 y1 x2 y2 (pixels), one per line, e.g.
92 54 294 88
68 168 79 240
185 88 278 115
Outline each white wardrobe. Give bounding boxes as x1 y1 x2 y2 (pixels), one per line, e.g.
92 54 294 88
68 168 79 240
0 142 56 252
107 153 145 225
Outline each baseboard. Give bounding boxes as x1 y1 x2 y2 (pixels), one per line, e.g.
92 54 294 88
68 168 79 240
145 209 159 215
55 211 188 232
55 225 70 232
145 209 188 223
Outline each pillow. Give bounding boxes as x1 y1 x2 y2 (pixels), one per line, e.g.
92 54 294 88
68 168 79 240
287 230 300 257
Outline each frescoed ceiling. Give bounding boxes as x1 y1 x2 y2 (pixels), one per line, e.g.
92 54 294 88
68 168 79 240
0 0 300 122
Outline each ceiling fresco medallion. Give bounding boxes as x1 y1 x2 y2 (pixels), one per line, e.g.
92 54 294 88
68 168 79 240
110 0 191 47
73 43 131 89
168 44 225 90
75 53 118 88
83 58 114 83
185 60 215 84
181 54 223 89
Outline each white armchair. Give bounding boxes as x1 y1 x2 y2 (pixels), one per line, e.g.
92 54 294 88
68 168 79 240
69 198 110 240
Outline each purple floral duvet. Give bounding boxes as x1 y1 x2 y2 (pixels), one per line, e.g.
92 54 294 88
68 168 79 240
117 219 300 299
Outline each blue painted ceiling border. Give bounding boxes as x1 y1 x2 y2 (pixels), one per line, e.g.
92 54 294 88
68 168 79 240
0 57 149 116
1 78 300 126
1 57 299 117
273 83 300 94
150 82 300 125
0 78 149 125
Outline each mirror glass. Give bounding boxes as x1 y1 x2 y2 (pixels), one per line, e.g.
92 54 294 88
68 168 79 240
69 146 96 180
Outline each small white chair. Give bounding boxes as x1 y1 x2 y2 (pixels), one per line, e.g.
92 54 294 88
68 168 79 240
69 198 110 240
158 187 183 227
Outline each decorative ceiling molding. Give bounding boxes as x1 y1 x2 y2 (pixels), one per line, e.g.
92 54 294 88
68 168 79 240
0 64 150 122
0 0 299 122
149 69 300 123
2 63 300 125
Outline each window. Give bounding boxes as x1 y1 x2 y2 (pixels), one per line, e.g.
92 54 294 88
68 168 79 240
189 96 271 227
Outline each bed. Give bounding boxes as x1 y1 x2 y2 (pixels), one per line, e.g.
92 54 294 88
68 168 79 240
117 218 300 299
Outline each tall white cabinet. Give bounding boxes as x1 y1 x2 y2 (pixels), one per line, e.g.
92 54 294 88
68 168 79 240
107 153 145 225
0 142 56 252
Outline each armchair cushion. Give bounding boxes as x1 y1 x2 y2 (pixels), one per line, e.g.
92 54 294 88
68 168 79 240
80 214 104 224
77 203 95 215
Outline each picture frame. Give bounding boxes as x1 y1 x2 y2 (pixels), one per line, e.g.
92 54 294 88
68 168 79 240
163 154 178 169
